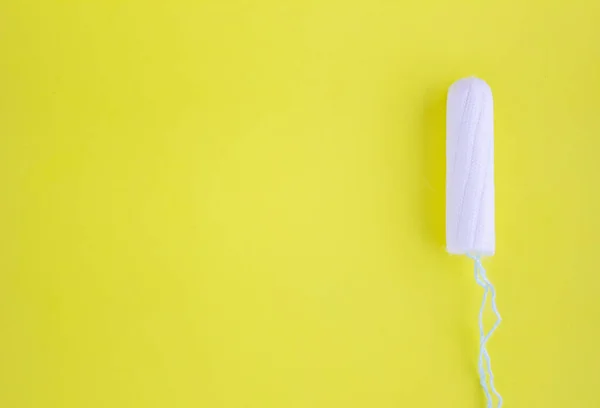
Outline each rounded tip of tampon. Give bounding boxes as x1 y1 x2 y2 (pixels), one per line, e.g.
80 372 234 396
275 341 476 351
449 77 492 96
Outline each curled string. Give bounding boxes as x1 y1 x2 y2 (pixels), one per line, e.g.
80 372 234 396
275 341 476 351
468 254 503 408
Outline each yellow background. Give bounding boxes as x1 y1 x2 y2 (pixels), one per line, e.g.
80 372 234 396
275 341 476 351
2 1 599 407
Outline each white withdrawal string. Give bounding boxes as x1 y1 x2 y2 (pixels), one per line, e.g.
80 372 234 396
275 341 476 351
469 254 503 408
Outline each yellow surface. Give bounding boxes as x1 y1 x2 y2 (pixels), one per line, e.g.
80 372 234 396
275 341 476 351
1 1 599 407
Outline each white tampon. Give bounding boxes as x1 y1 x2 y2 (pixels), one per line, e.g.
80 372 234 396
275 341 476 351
446 77 495 256
446 77 503 408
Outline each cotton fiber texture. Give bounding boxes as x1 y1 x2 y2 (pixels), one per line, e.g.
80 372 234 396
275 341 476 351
446 77 495 256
